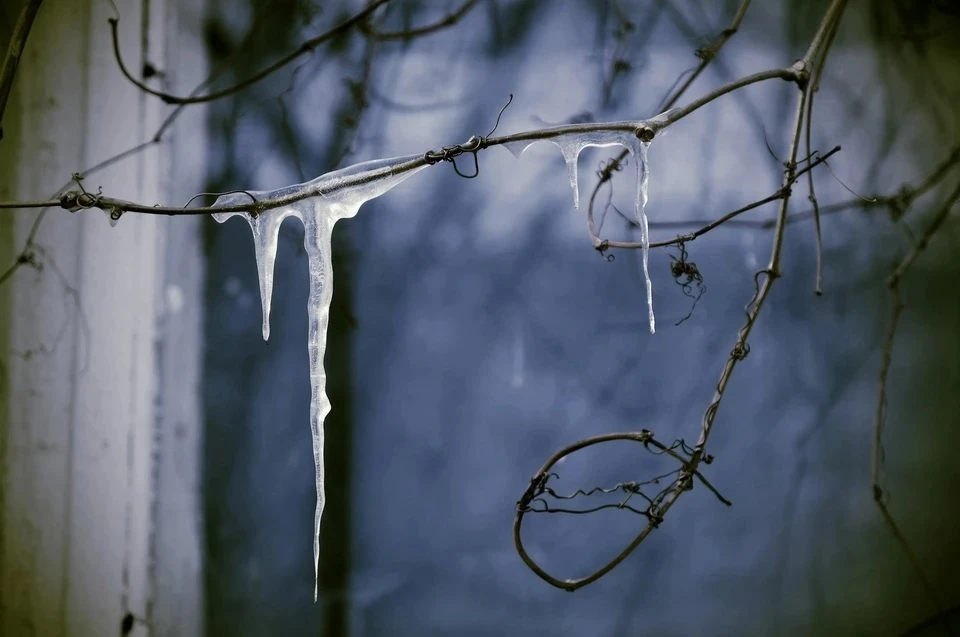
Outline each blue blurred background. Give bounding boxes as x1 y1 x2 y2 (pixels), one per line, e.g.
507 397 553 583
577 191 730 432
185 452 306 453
200 1 960 635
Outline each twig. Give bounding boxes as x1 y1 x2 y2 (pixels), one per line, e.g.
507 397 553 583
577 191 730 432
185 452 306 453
108 0 391 105
513 430 729 591
0 1 285 289
872 180 960 635
588 146 841 250
658 0 752 113
757 143 960 228
362 0 479 41
694 0 847 465
512 0 849 592
0 0 44 141
0 67 806 218
588 0 754 234
804 7 842 296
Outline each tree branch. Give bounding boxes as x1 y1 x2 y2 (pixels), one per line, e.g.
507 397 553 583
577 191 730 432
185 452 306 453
361 0 479 41
512 0 850 592
588 0 756 226
108 0 391 105
0 64 806 218
872 180 960 635
588 145 841 250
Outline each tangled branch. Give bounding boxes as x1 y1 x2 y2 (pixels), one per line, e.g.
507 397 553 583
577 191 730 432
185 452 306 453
513 430 730 591
515 0 850 591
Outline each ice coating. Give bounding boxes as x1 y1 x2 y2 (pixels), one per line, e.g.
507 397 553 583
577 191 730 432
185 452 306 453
103 208 122 227
506 128 657 333
212 154 426 600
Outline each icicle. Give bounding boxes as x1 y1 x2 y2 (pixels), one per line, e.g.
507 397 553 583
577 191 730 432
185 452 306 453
212 205 294 340
213 154 427 600
505 127 657 333
634 140 655 334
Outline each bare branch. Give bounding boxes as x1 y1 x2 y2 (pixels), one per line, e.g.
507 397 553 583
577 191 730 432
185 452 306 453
362 0 479 41
512 0 850 591
0 75 809 218
872 180 960 633
658 0 752 112
590 0 756 234
108 0 391 105
589 146 841 251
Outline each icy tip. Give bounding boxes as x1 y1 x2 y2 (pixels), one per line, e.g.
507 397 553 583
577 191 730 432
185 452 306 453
103 207 122 227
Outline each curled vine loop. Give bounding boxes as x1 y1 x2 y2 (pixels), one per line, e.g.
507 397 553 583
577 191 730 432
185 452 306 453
596 239 615 262
513 429 730 592
670 242 706 325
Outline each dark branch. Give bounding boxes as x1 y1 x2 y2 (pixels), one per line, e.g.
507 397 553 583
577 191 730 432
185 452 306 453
362 0 479 41
108 0 390 105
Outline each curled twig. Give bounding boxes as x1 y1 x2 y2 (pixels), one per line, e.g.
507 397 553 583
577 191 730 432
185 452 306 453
514 429 729 591
669 242 706 325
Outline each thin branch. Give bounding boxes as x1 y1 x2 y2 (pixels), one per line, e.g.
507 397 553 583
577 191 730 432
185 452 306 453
650 141 960 235
872 180 960 635
511 0 849 592
759 142 960 228
362 0 479 41
0 0 44 141
0 68 805 218
658 0 752 112
590 0 756 234
0 0 295 289
108 0 391 105
805 8 842 296
690 0 848 456
589 146 840 250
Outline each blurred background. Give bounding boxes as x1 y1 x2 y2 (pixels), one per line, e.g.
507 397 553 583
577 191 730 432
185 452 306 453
2 0 960 636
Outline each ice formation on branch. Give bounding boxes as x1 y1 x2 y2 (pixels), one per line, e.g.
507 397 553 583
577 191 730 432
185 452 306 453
212 155 427 600
211 115 666 598
504 127 656 333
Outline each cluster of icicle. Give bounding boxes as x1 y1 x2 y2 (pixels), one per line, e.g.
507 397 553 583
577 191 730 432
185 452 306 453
210 115 664 599
504 124 658 335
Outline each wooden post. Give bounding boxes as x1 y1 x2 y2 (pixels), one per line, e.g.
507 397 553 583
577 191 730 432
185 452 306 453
0 1 206 635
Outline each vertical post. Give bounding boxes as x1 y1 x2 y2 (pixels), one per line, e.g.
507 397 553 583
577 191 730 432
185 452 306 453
0 1 206 636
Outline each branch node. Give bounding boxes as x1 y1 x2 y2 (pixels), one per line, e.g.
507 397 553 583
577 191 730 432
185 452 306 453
730 341 751 361
791 59 810 87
